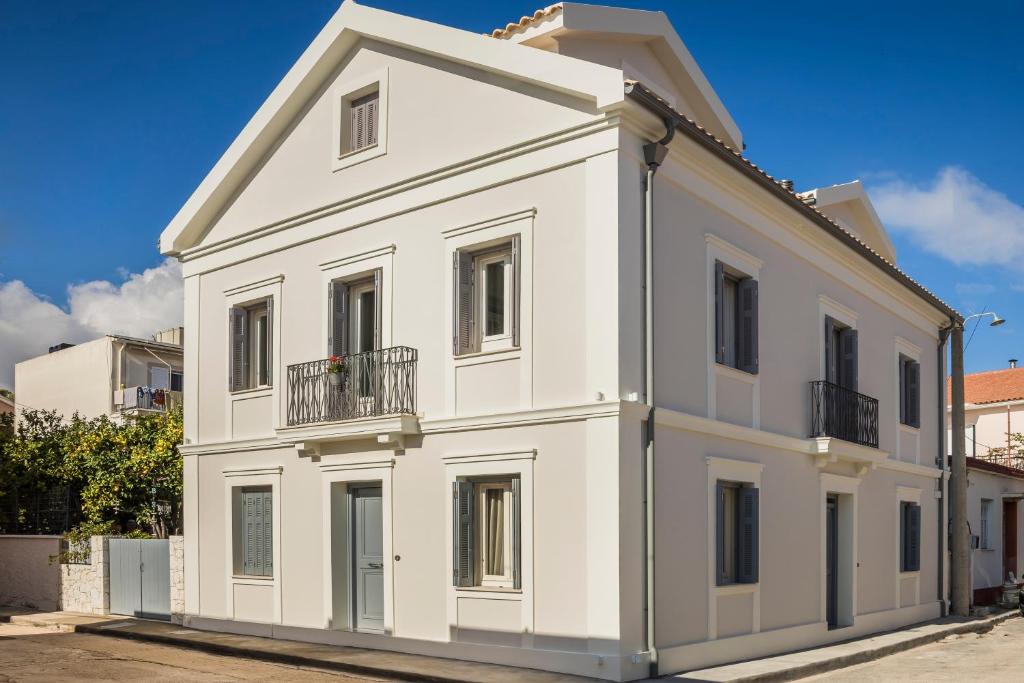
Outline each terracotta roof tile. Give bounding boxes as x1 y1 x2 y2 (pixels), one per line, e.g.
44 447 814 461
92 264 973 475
488 4 563 39
949 366 1024 405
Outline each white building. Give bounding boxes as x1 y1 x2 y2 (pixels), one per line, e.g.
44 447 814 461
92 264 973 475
948 363 1024 605
161 3 958 679
14 331 184 421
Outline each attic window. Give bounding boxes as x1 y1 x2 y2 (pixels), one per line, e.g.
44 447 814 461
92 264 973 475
346 90 379 154
332 67 389 172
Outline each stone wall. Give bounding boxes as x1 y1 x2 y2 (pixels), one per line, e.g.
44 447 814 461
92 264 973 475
0 535 61 611
59 536 109 614
170 535 184 624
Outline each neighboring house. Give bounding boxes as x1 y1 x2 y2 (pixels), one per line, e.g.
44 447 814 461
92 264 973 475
0 393 14 418
159 3 958 679
14 329 184 421
947 363 1024 605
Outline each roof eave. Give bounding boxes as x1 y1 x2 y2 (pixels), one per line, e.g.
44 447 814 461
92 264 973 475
624 81 960 325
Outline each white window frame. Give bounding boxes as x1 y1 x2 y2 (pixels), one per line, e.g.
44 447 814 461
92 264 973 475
331 67 389 172
476 480 514 588
475 247 514 352
222 465 282 624
980 498 993 550
444 449 534 645
443 210 534 416
705 456 763 640
348 278 378 355
249 303 271 389
224 276 284 434
705 234 762 428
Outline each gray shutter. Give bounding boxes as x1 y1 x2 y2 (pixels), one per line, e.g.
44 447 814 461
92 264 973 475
824 316 837 384
511 477 521 590
715 481 727 585
265 298 274 387
330 281 349 358
253 491 265 576
737 487 759 583
452 480 475 587
899 358 908 425
230 306 248 392
373 268 383 350
907 361 920 428
908 503 921 571
714 261 726 364
511 235 521 348
737 278 758 374
900 503 910 570
453 250 475 356
263 490 273 576
243 493 255 576
839 328 858 392
350 100 366 151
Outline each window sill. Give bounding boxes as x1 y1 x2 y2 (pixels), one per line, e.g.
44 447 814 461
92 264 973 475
977 548 996 553
899 570 922 577
715 582 758 596
454 586 523 599
231 575 275 584
454 346 521 364
230 387 273 399
899 424 921 434
714 363 758 384
333 142 386 171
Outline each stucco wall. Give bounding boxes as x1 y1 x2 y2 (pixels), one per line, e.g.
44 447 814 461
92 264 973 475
14 338 113 420
967 467 1024 592
0 535 61 611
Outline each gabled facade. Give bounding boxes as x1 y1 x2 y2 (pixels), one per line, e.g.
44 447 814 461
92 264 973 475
163 2 959 679
14 332 184 421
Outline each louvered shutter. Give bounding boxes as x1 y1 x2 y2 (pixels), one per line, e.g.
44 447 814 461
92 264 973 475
511 235 521 348
715 481 727 585
900 503 910 570
453 250 475 356
737 487 759 583
265 298 274 387
839 328 858 392
714 261 726 364
907 503 920 571
350 100 366 152
511 477 522 590
243 493 255 575
366 93 379 147
906 361 920 428
452 481 475 586
253 491 265 576
899 358 908 425
372 268 382 350
737 278 758 374
330 281 349 358
230 307 248 392
824 316 837 384
262 490 273 576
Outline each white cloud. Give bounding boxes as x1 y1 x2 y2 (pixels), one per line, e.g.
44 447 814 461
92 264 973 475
871 166 1024 267
0 259 183 389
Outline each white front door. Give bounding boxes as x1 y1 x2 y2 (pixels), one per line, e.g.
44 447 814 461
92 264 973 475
352 485 384 632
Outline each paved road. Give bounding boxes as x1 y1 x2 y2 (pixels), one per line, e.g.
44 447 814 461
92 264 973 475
802 615 1024 681
0 623 390 682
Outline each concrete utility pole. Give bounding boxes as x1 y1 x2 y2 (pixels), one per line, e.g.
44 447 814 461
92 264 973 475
949 323 970 616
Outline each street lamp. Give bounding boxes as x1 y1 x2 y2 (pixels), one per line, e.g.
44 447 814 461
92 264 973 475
964 311 1006 327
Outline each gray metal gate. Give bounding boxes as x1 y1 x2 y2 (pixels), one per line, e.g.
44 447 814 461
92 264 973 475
109 538 170 620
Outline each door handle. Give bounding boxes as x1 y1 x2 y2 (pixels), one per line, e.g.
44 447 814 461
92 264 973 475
368 562 383 569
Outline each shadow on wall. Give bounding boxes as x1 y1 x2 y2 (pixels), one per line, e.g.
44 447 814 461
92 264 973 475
0 535 61 611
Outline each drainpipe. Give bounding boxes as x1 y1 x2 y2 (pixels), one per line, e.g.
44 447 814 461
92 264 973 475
641 118 674 678
948 320 970 616
937 326 950 617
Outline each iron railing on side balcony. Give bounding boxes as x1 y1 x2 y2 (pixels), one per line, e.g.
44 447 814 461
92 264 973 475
286 346 418 427
973 450 1024 473
809 380 879 449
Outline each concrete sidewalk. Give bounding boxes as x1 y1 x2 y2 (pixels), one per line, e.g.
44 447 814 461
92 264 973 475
672 610 1019 682
0 606 594 682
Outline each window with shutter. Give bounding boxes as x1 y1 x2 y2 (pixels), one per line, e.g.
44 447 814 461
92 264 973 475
347 91 379 153
899 357 920 428
230 306 248 392
713 261 758 374
238 487 273 578
716 480 759 585
839 328 858 392
230 300 272 391
452 476 521 588
900 502 921 572
453 239 520 356
452 481 475 587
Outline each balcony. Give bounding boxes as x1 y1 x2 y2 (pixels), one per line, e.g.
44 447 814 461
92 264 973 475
115 387 182 414
809 380 879 449
286 346 418 428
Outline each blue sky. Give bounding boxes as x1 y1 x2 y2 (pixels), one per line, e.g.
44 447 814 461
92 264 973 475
1 0 1022 385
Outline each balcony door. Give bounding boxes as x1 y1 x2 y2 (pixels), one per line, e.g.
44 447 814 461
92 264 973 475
824 316 858 391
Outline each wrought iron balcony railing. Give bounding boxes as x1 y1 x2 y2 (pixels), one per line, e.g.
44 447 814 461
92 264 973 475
809 380 879 449
286 346 417 427
973 450 1024 474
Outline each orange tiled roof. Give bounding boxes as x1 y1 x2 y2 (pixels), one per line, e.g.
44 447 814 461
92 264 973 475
489 4 563 38
950 367 1024 405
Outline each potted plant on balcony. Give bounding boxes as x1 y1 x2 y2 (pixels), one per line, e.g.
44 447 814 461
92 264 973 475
327 355 347 387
